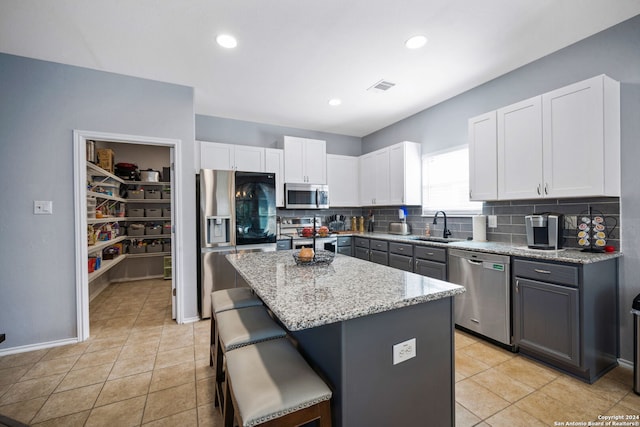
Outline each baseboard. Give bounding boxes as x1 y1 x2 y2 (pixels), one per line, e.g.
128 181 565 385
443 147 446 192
0 337 79 357
109 274 164 283
618 358 633 369
182 316 201 324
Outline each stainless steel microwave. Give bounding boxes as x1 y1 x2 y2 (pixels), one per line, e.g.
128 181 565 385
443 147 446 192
285 183 329 209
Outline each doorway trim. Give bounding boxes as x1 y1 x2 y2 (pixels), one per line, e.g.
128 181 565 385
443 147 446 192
73 130 183 340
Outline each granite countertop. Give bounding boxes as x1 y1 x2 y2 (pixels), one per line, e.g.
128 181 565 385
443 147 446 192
341 232 622 264
226 250 465 331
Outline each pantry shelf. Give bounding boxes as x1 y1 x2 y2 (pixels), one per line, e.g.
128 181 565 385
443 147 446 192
88 235 128 255
88 254 126 283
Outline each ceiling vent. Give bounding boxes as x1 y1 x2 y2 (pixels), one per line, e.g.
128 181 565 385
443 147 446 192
367 79 396 93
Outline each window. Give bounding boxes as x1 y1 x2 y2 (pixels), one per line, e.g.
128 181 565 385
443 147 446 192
422 145 482 215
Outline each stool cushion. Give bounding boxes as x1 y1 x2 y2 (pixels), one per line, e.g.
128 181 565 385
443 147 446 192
211 288 262 314
226 339 332 427
217 306 286 351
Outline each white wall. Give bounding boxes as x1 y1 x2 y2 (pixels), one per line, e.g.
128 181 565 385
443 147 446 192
0 53 197 351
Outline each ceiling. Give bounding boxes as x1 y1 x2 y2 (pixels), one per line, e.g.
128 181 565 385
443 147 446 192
1 1 639 137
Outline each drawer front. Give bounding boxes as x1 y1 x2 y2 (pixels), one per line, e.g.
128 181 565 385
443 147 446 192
513 259 579 287
354 237 370 249
389 242 413 256
370 239 388 252
337 236 352 246
389 253 413 272
414 245 447 263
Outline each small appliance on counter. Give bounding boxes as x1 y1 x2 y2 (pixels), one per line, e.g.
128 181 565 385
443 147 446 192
577 207 617 252
388 222 411 235
525 213 564 250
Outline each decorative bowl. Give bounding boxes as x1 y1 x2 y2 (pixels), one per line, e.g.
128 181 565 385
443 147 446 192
293 249 335 266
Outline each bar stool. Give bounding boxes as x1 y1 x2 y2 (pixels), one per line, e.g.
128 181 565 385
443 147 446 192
223 338 332 427
209 288 263 367
214 305 287 411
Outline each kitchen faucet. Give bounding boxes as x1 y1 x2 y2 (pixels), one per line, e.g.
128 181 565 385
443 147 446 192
433 211 452 239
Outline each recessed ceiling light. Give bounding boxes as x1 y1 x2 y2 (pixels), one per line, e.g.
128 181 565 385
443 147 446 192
328 98 342 106
405 35 428 49
216 34 238 49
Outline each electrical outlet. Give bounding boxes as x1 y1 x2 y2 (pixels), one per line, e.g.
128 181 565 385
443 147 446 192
566 215 577 230
393 338 416 365
488 215 498 228
34 200 53 215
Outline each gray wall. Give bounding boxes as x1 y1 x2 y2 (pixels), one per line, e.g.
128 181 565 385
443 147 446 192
0 53 197 350
363 14 640 362
196 114 362 156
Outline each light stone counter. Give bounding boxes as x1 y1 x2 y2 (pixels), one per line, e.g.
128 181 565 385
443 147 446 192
226 250 464 331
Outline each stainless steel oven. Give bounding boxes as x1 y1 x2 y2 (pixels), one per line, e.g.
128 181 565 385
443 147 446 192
293 237 337 253
285 183 329 209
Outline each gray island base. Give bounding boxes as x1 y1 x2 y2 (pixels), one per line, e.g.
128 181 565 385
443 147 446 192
226 250 465 427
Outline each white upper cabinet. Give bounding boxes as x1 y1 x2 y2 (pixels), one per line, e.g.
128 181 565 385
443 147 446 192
359 141 421 206
327 154 359 207
283 136 327 184
497 96 543 199
471 75 620 201
468 111 498 201
199 141 264 172
389 141 422 205
265 148 284 207
542 75 620 198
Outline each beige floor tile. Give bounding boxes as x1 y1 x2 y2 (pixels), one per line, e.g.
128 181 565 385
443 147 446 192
494 356 558 389
56 363 113 392
85 395 146 427
195 344 210 362
127 328 163 344
0 383 10 397
562 373 630 405
0 396 47 424
604 401 640 417
95 371 152 407
154 346 194 370
0 350 48 370
197 403 224 427
118 339 161 361
515 390 591 425
143 408 199 427
196 377 216 406
105 315 138 329
618 390 640 413
0 374 65 405
455 401 481 427
459 342 514 367
0 365 31 386
149 360 195 393
73 347 121 370
84 336 127 354
41 343 90 361
31 383 102 424
485 405 546 427
108 354 156 380
195 358 215 381
455 378 510 419
142 382 197 424
454 331 478 350
455 351 491 378
539 377 613 418
471 368 535 402
134 315 166 330
21 355 80 380
605 364 634 387
158 333 194 352
30 410 90 427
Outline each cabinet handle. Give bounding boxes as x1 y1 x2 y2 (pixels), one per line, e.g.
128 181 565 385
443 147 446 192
426 252 434 256
536 184 541 195
398 247 404 251
544 183 548 195
470 318 480 324
469 191 472 199
515 280 519 293
534 268 551 274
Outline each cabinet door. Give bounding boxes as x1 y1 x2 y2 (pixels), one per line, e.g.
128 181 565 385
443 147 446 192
327 154 359 207
389 142 422 205
370 249 388 266
389 253 413 272
234 146 264 172
373 149 390 205
514 277 580 367
497 96 543 200
355 246 369 260
265 148 284 207
284 136 306 183
468 112 498 201
304 138 327 184
200 141 234 171
414 259 446 280
359 153 376 205
542 75 614 197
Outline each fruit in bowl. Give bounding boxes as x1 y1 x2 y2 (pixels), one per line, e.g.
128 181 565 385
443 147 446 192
298 247 314 262
301 227 314 237
318 226 329 237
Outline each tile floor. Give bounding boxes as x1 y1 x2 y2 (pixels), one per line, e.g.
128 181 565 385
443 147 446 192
0 279 638 426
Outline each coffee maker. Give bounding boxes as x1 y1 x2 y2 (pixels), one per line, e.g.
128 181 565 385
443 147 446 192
525 213 564 250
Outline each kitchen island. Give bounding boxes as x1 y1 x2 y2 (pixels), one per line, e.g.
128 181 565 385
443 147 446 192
226 250 465 427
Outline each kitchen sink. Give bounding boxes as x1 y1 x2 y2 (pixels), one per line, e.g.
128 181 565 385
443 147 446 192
410 236 460 244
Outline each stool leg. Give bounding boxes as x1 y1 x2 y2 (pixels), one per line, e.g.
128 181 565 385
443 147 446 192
319 400 332 427
210 315 216 367
223 374 235 427
215 329 225 411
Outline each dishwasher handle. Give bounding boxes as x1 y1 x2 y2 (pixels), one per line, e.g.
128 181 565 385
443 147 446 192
467 259 483 266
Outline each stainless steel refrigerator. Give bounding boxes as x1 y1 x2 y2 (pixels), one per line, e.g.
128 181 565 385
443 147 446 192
197 169 277 318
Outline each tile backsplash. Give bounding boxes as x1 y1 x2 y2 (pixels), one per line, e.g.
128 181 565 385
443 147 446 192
278 196 620 250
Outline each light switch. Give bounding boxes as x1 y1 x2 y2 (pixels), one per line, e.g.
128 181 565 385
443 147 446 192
34 200 53 215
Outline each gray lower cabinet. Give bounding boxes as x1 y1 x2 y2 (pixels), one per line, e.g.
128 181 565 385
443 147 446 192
337 236 353 256
369 239 388 265
388 242 413 272
414 246 447 280
513 258 618 383
354 237 370 261
276 239 292 250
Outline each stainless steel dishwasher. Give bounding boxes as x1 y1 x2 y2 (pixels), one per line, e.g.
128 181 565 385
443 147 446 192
448 249 511 347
